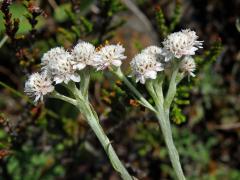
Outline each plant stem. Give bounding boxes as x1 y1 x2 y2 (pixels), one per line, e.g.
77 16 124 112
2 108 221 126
77 101 133 180
156 110 185 180
164 61 179 109
79 68 90 99
154 74 164 105
67 82 133 180
146 69 185 180
112 68 156 112
112 65 185 178
156 62 185 180
50 91 77 106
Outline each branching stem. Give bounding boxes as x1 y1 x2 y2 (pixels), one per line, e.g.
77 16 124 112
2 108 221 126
57 79 133 180
112 68 156 112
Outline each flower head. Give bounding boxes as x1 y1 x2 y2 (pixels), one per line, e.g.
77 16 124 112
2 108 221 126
24 72 54 103
41 47 80 84
180 56 196 77
41 47 66 66
142 46 162 55
130 53 164 84
142 45 171 62
71 41 95 70
93 44 127 70
163 29 203 59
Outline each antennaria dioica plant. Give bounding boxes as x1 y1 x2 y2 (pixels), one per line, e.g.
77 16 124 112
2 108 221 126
110 29 203 180
24 44 133 180
24 29 202 179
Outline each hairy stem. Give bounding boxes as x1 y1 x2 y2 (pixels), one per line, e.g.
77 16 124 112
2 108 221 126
164 61 180 109
147 75 185 180
113 68 156 112
153 75 164 105
50 91 77 106
78 101 133 180
156 110 185 180
67 82 133 180
79 68 90 99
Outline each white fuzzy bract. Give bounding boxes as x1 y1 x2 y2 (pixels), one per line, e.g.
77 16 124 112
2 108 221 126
24 72 54 103
41 47 80 84
180 56 196 77
130 53 164 84
163 29 203 59
93 44 127 70
71 41 95 70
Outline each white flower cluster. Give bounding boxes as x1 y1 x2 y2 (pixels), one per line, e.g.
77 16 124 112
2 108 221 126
93 44 127 70
24 72 54 102
24 29 202 102
41 47 80 84
162 29 203 59
71 42 95 70
24 41 126 102
130 29 202 83
130 46 164 84
180 56 196 77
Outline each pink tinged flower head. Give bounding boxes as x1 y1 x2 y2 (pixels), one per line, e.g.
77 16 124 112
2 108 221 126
180 56 196 77
93 44 127 70
130 53 164 84
24 72 54 103
71 41 96 70
163 29 203 59
41 47 80 84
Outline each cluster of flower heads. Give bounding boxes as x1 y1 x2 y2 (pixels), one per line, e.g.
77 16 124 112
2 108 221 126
24 29 202 102
130 29 202 83
25 41 127 102
24 72 54 102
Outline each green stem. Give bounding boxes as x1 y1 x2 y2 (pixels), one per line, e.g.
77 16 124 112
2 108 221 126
154 75 164 105
112 68 156 112
67 81 133 180
156 110 185 180
50 91 77 106
147 74 185 180
146 80 161 107
164 61 180 109
80 68 90 99
78 101 133 180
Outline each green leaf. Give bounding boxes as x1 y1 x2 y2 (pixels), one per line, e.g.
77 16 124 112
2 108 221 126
0 3 45 35
53 3 71 22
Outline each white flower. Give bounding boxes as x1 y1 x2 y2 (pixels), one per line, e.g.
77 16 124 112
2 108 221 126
24 72 54 103
142 45 171 62
142 46 162 55
41 47 80 84
130 53 164 84
180 56 196 77
163 29 203 59
93 44 127 70
41 47 66 66
71 41 95 70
